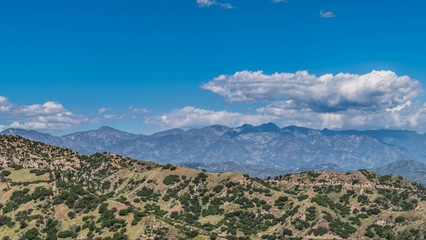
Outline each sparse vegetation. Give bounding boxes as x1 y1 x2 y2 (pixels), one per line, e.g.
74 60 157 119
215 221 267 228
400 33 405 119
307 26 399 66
0 135 424 240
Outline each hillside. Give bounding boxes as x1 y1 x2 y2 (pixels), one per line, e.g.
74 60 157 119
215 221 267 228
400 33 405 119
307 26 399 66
182 162 348 179
372 160 426 186
2 124 422 171
0 135 425 240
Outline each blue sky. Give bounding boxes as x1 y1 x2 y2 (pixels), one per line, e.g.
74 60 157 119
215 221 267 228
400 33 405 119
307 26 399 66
1 0 426 134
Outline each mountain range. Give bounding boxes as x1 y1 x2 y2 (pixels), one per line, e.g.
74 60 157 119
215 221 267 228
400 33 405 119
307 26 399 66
2 123 426 172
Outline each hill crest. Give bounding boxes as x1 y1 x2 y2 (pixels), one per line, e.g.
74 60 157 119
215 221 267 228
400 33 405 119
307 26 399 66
0 135 425 239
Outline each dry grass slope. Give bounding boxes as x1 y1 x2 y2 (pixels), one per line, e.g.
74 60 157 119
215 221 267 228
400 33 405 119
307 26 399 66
0 135 424 240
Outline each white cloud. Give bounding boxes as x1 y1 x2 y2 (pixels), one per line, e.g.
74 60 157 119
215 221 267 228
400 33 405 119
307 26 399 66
200 70 426 131
0 96 87 132
258 99 426 131
201 70 421 112
146 106 277 129
271 0 288 3
98 106 150 122
98 107 112 114
129 106 149 114
320 10 335 18
103 114 127 120
196 0 233 9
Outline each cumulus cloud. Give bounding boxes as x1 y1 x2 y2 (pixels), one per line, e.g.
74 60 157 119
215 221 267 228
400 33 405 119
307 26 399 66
196 0 233 9
0 96 87 132
257 100 426 131
200 70 426 131
320 10 335 18
146 106 277 129
201 70 421 111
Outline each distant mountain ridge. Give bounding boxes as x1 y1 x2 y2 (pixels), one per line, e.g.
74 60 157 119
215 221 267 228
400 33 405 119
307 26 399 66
372 159 426 185
2 123 425 171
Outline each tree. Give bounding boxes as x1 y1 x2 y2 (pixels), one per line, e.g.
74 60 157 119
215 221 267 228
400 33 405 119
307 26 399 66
1 170 11 177
25 228 40 240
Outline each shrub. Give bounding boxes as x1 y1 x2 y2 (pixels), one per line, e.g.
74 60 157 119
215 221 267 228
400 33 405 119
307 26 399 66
193 173 208 184
365 230 375 238
329 220 356 238
0 170 11 177
306 206 316 221
310 227 328 236
366 208 381 215
163 175 180 185
11 165 23 170
67 211 76 219
58 230 76 238
0 216 12 227
395 216 405 223
31 187 53 200
274 196 288 207
119 207 132 216
357 195 370 205
102 180 111 190
297 195 308 201
24 228 40 240
213 185 224 193
170 211 179 218
30 169 48 176
282 228 293 236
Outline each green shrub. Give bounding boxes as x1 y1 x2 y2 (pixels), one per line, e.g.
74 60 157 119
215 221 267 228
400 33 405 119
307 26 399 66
163 175 180 185
274 196 288 207
213 185 224 193
102 180 111 190
329 220 356 238
297 195 308 201
309 227 328 236
357 195 370 205
395 216 405 223
0 216 12 227
0 170 11 177
25 228 40 240
306 206 316 221
58 230 76 238
119 207 132 216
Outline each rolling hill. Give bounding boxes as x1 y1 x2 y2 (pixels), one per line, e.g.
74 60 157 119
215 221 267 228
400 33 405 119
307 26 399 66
372 160 426 186
0 135 425 239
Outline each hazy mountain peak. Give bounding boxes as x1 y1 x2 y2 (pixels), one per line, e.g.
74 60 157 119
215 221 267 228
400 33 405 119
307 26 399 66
2 128 44 135
231 122 280 135
152 128 185 137
1 128 58 143
234 124 254 131
202 124 230 131
258 122 280 131
98 126 119 131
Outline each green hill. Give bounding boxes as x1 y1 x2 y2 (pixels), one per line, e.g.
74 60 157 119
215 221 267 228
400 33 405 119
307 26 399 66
372 160 426 186
0 135 425 239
